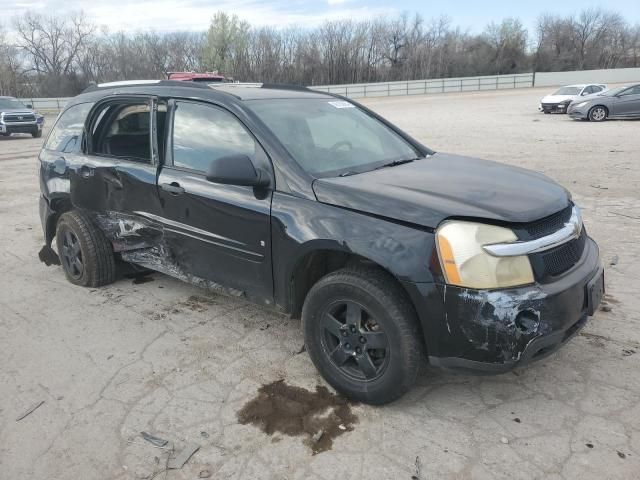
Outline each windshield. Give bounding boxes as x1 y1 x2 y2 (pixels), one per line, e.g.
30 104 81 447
553 87 581 96
0 98 27 110
248 98 420 177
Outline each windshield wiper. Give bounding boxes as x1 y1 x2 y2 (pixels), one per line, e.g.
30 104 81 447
338 170 360 177
374 158 419 170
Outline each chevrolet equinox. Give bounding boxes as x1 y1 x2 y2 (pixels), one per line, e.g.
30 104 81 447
38 81 604 404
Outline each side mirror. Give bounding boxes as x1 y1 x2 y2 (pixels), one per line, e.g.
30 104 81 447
26 104 33 109
206 154 270 187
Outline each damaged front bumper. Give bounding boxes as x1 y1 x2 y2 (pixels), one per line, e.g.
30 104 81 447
405 236 602 373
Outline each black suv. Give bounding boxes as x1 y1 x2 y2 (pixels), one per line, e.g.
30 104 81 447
38 81 603 404
0 96 44 137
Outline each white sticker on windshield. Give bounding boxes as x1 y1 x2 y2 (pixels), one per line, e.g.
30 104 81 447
328 101 355 109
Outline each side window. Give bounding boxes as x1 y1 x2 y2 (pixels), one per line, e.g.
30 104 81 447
592 86 603 93
45 102 93 153
91 103 151 162
583 86 594 95
172 102 257 173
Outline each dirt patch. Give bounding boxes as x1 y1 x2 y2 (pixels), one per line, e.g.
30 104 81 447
180 294 219 312
237 379 358 454
38 245 60 266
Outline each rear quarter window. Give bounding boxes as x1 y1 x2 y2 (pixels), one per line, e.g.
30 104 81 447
45 102 93 153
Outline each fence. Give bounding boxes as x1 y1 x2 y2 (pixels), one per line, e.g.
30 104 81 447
312 73 534 99
18 97 70 115
19 67 640 113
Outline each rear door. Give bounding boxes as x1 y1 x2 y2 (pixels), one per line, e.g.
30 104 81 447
612 86 640 116
155 100 274 303
69 95 166 249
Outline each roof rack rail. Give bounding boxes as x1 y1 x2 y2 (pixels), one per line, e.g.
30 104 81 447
82 79 211 93
260 83 310 91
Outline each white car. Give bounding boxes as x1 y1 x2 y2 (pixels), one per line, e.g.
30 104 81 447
538 84 607 114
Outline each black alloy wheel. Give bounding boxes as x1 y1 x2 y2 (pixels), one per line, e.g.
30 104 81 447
302 267 422 405
320 300 390 381
55 211 116 287
59 228 84 280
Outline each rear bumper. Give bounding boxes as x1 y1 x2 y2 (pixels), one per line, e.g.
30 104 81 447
39 195 55 245
403 237 602 373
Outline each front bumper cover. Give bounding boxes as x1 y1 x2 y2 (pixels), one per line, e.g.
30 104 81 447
403 236 601 373
0 121 41 134
568 106 589 119
541 102 571 113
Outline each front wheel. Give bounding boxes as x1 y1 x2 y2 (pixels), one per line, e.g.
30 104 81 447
32 129 42 138
588 106 608 122
302 267 422 405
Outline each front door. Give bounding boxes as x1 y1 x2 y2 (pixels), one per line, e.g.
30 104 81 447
612 86 640 116
155 100 274 304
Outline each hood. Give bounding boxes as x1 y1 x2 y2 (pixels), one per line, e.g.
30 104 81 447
312 153 571 229
541 94 578 104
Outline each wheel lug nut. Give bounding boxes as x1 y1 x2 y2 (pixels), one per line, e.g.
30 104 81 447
356 347 362 354
341 330 348 336
359 336 366 344
344 343 351 349
350 326 357 333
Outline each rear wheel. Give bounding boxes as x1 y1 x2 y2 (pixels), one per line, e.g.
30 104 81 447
588 106 608 122
56 211 116 287
302 267 422 405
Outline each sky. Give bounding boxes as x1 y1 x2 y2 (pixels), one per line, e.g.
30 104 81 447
1 0 637 34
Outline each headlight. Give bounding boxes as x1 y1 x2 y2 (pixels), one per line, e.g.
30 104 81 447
573 101 588 108
436 221 534 289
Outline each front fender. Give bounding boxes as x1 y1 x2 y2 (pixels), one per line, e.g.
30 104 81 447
271 192 437 310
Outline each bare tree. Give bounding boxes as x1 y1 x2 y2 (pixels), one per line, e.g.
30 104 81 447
1 7 639 97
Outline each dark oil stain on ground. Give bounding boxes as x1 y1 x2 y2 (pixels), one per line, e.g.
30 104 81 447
38 245 61 266
237 379 358 454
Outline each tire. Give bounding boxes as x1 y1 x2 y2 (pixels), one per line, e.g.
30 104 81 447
1 132 9 137
302 267 422 405
55 211 116 287
588 106 608 122
32 129 42 138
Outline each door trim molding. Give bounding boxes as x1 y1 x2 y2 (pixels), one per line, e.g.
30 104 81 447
133 210 262 258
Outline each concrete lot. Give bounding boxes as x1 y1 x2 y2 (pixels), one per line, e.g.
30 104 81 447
1 87 639 479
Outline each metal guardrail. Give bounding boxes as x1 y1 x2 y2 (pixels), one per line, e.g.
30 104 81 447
18 97 70 115
18 73 534 111
312 73 534 99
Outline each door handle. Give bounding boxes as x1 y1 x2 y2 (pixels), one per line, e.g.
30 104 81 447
160 182 185 195
79 165 94 178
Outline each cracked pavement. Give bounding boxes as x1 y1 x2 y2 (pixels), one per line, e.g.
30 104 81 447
1 87 639 479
